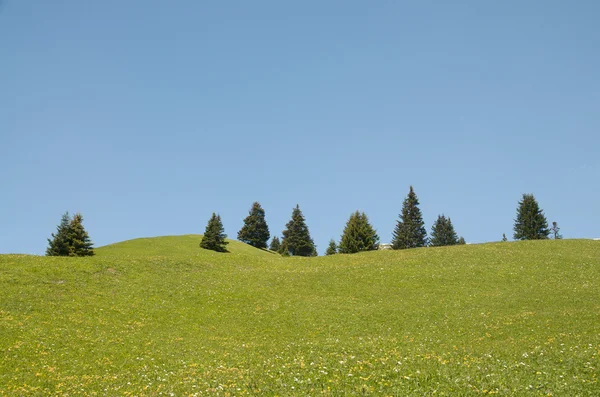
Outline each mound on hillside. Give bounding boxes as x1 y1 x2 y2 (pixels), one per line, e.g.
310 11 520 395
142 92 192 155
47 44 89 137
95 234 277 257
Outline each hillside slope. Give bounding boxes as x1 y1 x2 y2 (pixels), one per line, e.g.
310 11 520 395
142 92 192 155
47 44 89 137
96 234 277 258
0 239 598 395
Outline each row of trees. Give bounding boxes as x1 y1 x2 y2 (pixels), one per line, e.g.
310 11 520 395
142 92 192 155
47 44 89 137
200 186 466 255
46 212 94 257
47 190 559 257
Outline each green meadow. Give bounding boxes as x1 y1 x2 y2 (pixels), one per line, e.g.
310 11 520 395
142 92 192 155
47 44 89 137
0 236 598 396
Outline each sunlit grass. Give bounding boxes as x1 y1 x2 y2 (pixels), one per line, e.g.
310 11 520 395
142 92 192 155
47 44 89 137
1 237 599 395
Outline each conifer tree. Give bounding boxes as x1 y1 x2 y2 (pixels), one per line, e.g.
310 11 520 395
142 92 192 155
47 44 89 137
278 239 290 256
325 239 338 256
237 202 270 249
457 236 466 245
200 213 229 252
550 222 562 239
281 205 317 257
429 215 459 247
391 186 427 249
67 213 95 256
46 212 72 256
513 194 550 240
502 233 508 242
269 236 281 252
338 211 379 254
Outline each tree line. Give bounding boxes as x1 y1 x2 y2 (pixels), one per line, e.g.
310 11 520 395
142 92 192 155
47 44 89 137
46 188 561 256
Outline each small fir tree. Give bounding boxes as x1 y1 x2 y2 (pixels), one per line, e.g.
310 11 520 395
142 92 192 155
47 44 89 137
338 211 379 254
269 236 281 252
513 194 550 240
278 239 290 256
502 233 508 242
237 202 270 249
391 186 427 249
281 205 317 256
550 222 562 239
457 236 466 245
325 239 338 255
200 213 229 252
46 212 73 256
67 213 95 256
429 215 459 247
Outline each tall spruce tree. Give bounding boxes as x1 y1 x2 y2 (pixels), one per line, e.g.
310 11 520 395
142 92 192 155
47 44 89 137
429 215 459 247
67 213 95 256
237 202 270 249
200 213 229 252
269 236 281 252
513 194 550 240
281 205 317 256
338 211 379 254
325 239 338 256
46 212 72 256
391 186 427 249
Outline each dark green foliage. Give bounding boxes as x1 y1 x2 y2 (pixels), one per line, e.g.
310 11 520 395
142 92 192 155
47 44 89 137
550 222 562 240
281 205 317 257
47 212 94 257
67 213 95 256
429 215 459 247
237 202 270 249
502 233 508 242
278 239 290 256
457 236 466 245
200 213 229 252
325 239 338 256
46 212 73 256
391 186 427 249
269 236 281 252
513 194 550 240
338 211 379 254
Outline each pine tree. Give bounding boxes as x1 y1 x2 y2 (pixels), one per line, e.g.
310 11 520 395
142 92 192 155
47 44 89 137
269 236 281 252
502 233 508 242
46 212 72 256
391 186 427 249
325 239 338 255
67 213 94 256
200 213 229 252
513 194 550 240
237 202 270 249
457 236 466 245
278 239 290 256
338 211 379 253
281 205 317 257
429 215 459 247
550 221 562 240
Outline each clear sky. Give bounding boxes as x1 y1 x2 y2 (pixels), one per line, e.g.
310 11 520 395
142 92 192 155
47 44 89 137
1 0 599 255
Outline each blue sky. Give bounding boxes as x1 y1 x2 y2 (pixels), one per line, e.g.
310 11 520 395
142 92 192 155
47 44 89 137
1 0 599 255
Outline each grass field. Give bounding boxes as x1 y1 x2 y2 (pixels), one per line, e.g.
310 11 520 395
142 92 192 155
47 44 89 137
1 236 599 396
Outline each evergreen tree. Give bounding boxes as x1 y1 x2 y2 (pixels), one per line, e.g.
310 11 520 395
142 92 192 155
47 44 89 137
278 239 290 256
429 215 459 247
46 212 72 256
338 211 379 253
281 205 317 256
513 194 550 240
67 213 95 256
269 236 281 252
457 236 466 245
325 239 338 256
391 186 427 249
200 213 229 252
502 233 508 242
550 222 562 240
237 202 270 249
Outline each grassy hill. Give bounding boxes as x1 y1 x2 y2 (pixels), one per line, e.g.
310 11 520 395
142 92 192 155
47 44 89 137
0 237 598 395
